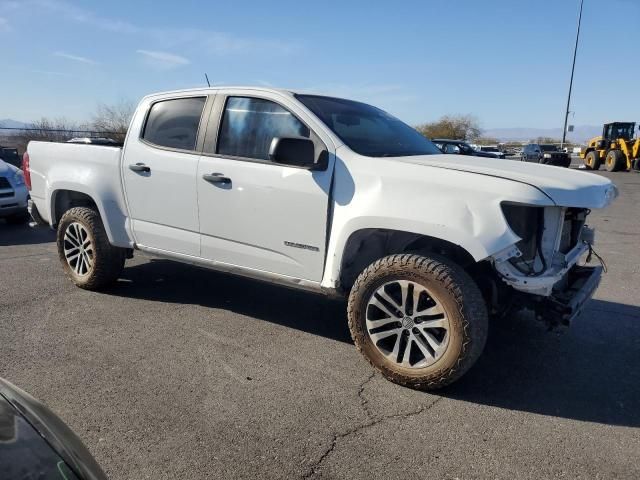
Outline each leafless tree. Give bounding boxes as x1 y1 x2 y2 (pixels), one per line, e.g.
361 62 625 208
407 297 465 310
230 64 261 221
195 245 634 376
416 115 482 141
474 136 500 145
91 100 135 142
533 136 563 145
8 100 136 152
13 118 87 152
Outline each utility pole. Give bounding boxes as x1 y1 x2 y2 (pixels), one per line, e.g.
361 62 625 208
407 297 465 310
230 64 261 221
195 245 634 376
561 0 584 149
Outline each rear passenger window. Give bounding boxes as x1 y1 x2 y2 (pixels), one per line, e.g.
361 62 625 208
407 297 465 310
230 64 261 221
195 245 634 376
216 97 310 161
142 97 206 151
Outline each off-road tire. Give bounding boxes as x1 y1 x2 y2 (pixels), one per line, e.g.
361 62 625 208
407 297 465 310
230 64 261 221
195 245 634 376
605 150 626 172
56 207 125 290
584 150 601 170
347 254 488 390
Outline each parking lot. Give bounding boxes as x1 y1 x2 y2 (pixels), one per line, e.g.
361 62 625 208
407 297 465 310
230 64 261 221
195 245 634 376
0 168 638 479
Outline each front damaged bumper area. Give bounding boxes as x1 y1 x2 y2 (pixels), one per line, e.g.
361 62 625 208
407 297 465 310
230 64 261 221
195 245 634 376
493 204 604 325
536 265 602 325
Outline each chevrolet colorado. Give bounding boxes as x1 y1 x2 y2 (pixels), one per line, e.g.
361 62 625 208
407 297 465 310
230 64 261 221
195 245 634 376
25 87 617 389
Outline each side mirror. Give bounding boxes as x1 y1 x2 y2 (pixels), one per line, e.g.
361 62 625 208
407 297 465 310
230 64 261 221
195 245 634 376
269 137 316 169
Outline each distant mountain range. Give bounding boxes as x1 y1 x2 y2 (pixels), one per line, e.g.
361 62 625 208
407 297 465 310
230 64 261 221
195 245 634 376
482 125 601 143
0 119 31 129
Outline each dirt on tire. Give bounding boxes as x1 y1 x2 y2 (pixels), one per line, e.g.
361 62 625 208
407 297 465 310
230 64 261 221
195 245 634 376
347 253 488 391
56 206 125 290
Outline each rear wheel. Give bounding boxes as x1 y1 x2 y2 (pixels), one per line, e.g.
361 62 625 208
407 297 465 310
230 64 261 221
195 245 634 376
584 150 601 170
347 254 488 390
56 207 125 290
605 150 626 172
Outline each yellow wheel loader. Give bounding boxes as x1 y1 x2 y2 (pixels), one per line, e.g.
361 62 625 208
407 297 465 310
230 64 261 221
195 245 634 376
580 122 640 171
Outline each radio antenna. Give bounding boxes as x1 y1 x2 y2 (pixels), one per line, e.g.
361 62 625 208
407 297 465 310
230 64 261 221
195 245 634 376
204 73 211 87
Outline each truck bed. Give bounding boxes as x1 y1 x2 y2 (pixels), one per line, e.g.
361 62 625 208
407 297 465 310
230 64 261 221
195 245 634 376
27 141 131 246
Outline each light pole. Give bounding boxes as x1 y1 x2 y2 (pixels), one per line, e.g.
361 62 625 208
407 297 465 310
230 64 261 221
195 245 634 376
561 0 584 149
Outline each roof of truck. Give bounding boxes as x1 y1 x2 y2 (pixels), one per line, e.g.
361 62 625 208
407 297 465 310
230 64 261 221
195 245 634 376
143 86 300 100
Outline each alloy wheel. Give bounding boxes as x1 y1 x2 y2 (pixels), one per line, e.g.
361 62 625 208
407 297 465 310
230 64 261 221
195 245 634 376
63 222 94 276
365 280 450 369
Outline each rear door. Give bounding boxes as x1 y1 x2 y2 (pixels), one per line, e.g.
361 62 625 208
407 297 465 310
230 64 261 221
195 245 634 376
196 91 335 281
121 95 210 256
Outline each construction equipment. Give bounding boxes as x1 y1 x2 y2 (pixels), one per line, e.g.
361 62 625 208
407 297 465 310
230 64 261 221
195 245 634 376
580 122 640 171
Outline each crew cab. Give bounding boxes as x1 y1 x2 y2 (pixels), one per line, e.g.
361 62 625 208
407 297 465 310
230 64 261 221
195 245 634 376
25 87 617 390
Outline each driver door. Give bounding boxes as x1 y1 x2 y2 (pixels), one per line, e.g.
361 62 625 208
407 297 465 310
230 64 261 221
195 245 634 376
196 92 335 282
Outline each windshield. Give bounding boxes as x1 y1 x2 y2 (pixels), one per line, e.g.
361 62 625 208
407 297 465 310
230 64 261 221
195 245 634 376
605 123 635 141
0 149 20 168
540 145 558 152
296 95 441 157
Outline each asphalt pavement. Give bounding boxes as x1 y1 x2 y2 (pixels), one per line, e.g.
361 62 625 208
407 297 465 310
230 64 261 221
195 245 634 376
1 168 638 479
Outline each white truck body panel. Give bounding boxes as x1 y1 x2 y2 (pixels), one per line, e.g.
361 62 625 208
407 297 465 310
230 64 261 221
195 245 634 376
27 142 133 247
121 93 202 256
26 86 617 296
195 88 337 281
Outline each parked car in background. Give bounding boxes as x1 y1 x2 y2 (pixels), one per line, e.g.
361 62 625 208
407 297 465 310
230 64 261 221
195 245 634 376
522 143 571 167
0 147 21 168
0 157 29 223
26 86 616 390
432 139 500 158
0 377 107 480
477 145 506 159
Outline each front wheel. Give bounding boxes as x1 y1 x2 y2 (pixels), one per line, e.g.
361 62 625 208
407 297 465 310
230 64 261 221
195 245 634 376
347 254 488 390
56 207 125 290
584 151 601 170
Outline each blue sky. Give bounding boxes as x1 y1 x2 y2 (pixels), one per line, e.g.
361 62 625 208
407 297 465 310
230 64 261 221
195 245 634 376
0 0 638 129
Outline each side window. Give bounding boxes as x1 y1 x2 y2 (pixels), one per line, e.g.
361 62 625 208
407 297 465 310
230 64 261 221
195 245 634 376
443 144 460 154
142 97 206 151
217 97 310 161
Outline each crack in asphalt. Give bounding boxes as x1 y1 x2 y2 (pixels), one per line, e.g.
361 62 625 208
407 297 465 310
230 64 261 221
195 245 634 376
357 372 376 421
302 375 444 479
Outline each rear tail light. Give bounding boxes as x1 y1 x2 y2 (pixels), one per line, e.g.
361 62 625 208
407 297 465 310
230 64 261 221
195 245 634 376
22 152 32 190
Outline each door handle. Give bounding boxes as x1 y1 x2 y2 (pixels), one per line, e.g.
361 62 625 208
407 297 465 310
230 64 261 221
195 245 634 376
203 173 231 185
129 163 150 173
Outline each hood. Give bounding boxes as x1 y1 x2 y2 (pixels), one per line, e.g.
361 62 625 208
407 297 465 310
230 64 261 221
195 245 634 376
394 154 617 209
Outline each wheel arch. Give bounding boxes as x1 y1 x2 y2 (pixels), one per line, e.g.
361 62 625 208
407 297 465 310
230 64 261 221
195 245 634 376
336 228 478 292
47 183 133 248
51 189 98 225
581 147 594 157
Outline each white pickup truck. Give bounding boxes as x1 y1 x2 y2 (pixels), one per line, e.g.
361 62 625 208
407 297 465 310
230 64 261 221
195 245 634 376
25 87 617 390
